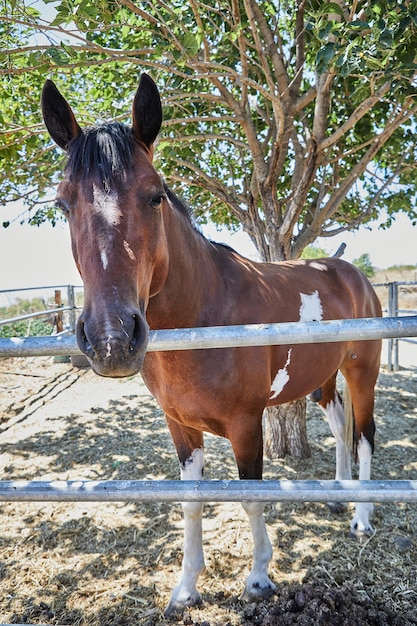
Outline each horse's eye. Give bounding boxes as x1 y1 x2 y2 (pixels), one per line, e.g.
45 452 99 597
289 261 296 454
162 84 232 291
149 194 164 209
55 199 70 215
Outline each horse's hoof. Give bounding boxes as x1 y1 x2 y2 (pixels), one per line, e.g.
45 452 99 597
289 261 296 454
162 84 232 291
164 592 203 619
349 519 374 544
327 501 348 515
241 580 276 602
349 527 374 544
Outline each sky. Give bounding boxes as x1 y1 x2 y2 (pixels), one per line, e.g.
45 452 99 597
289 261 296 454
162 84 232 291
0 200 415 296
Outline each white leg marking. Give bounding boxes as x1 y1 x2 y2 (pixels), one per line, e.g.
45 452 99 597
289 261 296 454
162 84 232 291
351 435 374 534
167 448 205 614
241 501 275 599
320 394 352 481
270 349 292 399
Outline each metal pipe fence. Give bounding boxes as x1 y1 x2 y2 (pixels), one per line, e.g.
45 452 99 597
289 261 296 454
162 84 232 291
0 479 416 503
1 282 415 369
0 315 417 357
0 284 82 333
386 281 417 370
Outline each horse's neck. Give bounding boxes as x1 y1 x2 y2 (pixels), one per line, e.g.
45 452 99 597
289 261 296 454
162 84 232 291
146 209 218 329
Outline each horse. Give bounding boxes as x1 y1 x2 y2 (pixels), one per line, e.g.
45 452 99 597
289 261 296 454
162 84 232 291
41 73 382 617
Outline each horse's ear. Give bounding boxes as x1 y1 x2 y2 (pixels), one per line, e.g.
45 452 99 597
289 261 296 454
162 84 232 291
41 79 82 150
132 73 162 148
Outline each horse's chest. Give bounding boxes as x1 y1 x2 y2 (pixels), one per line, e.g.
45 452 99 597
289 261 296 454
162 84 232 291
141 348 268 418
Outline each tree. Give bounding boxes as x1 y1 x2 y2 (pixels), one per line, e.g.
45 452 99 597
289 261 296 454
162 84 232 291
352 252 375 277
1 0 417 456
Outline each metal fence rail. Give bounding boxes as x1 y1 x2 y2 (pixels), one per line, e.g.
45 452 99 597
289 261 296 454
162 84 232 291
0 284 82 333
1 479 416 503
385 281 417 370
1 281 416 368
0 315 417 357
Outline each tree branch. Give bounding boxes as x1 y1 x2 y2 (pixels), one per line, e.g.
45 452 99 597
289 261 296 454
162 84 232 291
320 81 392 151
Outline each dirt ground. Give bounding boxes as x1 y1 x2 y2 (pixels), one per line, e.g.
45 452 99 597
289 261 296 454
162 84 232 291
0 348 416 625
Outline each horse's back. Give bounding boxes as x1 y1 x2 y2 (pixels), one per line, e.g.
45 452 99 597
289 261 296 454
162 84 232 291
265 256 380 318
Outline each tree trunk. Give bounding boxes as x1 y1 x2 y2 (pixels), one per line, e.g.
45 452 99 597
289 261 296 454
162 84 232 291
249 187 313 460
264 398 310 459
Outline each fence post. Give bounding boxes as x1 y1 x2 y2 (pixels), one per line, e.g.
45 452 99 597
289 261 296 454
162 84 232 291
387 282 400 372
67 285 76 333
54 290 63 333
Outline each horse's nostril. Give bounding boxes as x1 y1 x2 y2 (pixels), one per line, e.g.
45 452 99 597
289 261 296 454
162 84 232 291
128 312 149 356
76 318 95 359
129 313 144 353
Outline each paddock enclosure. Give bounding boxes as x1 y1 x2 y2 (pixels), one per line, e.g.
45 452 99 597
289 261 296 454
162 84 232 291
0 348 416 625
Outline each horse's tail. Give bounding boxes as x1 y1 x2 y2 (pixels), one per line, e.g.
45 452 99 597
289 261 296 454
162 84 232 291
343 380 354 456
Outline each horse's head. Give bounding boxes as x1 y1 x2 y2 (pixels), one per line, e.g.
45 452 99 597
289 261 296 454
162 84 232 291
41 74 168 377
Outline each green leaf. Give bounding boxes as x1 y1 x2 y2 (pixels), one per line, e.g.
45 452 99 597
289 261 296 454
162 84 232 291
181 32 199 56
316 3 344 17
349 20 370 29
316 42 336 72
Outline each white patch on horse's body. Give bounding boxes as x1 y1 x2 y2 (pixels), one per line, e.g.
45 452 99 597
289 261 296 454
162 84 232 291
168 448 205 614
299 290 323 322
351 435 374 534
319 393 351 480
270 349 292 399
181 448 204 480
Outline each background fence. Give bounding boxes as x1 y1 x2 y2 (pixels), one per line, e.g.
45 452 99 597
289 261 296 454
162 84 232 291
0 284 83 338
384 281 417 370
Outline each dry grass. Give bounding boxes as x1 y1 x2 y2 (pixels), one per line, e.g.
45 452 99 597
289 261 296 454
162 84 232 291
0 358 416 625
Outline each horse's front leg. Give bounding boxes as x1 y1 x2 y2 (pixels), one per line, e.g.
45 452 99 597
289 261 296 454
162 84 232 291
232 426 276 601
165 418 205 618
240 501 275 600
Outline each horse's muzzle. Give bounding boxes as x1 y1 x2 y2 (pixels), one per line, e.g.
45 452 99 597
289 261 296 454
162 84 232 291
76 309 149 377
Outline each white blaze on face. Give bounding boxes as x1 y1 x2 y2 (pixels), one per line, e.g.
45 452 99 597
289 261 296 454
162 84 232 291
93 184 122 272
270 348 292 399
93 184 122 225
299 290 323 322
123 240 136 262
101 249 109 270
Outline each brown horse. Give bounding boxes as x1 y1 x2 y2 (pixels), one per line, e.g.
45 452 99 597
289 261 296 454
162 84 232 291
41 74 382 616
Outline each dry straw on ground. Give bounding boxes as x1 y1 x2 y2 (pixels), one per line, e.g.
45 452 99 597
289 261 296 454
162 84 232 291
0 354 416 625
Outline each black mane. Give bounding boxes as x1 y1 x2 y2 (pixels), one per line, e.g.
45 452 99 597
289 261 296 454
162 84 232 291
66 122 134 187
163 183 195 224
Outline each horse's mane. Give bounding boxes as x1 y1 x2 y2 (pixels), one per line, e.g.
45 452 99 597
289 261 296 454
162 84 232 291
163 183 195 224
66 123 135 186
164 184 237 253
